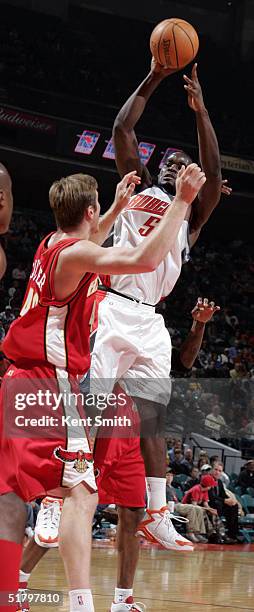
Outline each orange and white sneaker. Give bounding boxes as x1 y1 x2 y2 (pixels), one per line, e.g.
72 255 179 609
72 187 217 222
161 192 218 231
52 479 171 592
136 506 194 551
34 496 63 548
111 597 146 611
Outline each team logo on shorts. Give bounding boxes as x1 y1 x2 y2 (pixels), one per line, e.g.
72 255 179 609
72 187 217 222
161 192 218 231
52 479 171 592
54 446 93 473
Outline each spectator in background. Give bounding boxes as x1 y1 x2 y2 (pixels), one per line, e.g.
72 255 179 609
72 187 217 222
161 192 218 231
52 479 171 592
209 462 239 543
183 466 200 491
168 439 182 463
237 460 254 492
12 262 26 281
197 452 210 470
170 449 190 476
0 305 15 327
201 459 230 487
166 469 208 543
181 448 194 474
204 404 226 440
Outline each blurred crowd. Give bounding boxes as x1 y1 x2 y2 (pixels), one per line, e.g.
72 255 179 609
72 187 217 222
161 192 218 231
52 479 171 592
0 4 253 155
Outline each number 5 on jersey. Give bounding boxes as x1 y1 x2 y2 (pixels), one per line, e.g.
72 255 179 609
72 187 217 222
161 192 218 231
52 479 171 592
139 215 160 236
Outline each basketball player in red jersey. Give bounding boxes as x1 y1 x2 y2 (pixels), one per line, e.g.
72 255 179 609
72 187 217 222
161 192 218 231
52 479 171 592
0 165 206 612
0 163 13 278
90 59 223 550
15 298 220 612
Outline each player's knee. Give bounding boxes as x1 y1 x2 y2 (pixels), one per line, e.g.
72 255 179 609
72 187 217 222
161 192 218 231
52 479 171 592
118 507 144 533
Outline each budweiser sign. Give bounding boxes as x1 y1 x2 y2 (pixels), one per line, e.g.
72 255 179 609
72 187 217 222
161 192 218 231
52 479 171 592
0 106 56 134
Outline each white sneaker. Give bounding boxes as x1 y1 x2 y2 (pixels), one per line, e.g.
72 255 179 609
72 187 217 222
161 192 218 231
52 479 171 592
111 597 146 611
136 506 194 551
34 497 63 548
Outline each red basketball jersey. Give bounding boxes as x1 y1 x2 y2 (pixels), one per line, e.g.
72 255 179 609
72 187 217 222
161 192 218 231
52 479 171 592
3 233 97 375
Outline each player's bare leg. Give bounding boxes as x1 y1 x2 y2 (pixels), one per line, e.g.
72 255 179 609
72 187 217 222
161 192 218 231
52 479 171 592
59 484 98 612
134 399 193 551
0 493 26 611
21 538 47 573
111 507 144 612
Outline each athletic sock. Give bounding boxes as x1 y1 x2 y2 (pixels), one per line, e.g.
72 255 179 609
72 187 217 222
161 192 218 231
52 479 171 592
69 589 94 612
146 477 167 510
19 570 31 587
0 540 22 611
114 588 133 603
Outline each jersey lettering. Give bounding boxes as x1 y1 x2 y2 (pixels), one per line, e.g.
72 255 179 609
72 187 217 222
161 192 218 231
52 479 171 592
20 287 39 317
139 215 161 236
30 258 46 291
126 194 170 216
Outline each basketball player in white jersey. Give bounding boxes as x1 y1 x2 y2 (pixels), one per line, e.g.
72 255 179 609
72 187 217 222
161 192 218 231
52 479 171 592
90 59 222 549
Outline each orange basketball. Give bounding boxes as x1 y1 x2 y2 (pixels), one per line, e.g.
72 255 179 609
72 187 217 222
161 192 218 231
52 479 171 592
150 18 199 70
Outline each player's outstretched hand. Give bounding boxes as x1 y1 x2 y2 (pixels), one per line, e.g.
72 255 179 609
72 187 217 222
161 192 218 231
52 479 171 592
113 171 141 212
192 297 220 323
150 56 179 79
183 63 205 112
221 179 232 196
175 163 206 205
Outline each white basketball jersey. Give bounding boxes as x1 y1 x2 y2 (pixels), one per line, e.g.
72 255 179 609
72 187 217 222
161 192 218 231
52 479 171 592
108 186 190 305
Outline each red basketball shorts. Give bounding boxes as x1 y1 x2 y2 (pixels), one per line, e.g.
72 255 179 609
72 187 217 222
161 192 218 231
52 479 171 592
0 363 97 501
94 436 146 508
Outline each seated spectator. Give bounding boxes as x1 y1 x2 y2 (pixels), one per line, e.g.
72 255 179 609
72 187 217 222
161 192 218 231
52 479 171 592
166 468 208 543
197 452 210 470
170 449 190 475
201 461 230 487
183 466 200 491
209 462 239 543
237 460 254 492
182 448 194 473
204 404 227 440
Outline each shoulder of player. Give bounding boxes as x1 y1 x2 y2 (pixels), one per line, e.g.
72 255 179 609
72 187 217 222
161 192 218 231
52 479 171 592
57 239 100 266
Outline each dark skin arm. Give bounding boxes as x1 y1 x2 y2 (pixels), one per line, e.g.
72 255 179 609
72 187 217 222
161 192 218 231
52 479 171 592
180 298 220 369
113 59 175 187
183 64 222 243
113 59 222 244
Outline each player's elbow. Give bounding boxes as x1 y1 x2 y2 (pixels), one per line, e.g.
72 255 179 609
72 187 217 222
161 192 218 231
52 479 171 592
113 118 130 137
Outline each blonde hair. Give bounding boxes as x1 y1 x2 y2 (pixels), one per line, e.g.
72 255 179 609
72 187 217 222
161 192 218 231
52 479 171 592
49 173 98 229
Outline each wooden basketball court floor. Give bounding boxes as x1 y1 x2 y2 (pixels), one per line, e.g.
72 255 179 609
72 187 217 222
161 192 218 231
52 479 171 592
30 541 254 612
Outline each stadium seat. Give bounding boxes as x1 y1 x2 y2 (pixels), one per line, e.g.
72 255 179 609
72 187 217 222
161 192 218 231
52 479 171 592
234 486 243 497
246 487 254 497
237 495 254 543
241 495 254 514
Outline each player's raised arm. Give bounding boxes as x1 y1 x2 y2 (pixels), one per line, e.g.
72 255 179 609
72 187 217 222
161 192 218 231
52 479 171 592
55 164 206 299
178 297 220 369
90 171 141 245
183 64 222 240
113 58 177 187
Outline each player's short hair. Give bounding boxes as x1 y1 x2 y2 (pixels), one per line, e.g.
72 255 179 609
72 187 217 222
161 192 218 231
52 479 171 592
49 173 98 229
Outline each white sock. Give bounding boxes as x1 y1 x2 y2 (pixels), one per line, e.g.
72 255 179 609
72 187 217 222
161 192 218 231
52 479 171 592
69 589 94 612
19 570 31 584
146 477 167 510
114 588 133 603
